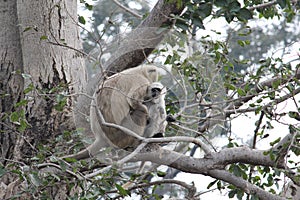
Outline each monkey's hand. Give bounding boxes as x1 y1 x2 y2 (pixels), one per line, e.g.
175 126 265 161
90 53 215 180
130 103 149 126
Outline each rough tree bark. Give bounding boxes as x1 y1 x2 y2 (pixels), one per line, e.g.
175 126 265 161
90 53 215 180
17 0 86 150
0 2 25 196
18 0 85 145
0 0 86 198
0 0 24 164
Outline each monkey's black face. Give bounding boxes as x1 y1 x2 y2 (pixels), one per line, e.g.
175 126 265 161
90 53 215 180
151 88 162 98
152 132 164 138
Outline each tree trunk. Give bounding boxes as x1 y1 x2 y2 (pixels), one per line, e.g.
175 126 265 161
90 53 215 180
0 0 86 198
0 0 24 163
16 0 86 157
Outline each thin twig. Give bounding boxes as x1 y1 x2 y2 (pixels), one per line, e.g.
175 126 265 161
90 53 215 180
37 162 85 180
247 111 264 200
112 0 142 18
144 135 212 155
110 179 196 199
84 142 147 178
248 0 277 11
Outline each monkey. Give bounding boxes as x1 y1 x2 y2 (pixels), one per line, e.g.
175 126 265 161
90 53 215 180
104 81 167 150
62 65 160 160
121 82 167 189
143 82 167 138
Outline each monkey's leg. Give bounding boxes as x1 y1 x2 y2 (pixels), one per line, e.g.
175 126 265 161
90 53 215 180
61 103 115 160
106 103 148 149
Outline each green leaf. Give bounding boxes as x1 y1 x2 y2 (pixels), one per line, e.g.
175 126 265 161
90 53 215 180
198 3 212 18
78 15 86 25
10 112 19 122
225 11 234 23
24 83 34 94
40 35 48 40
192 17 204 29
215 0 227 7
229 1 241 13
115 183 130 196
23 27 32 32
224 83 236 90
157 171 167 177
85 3 93 10
231 164 247 179
63 157 78 163
0 166 6 177
58 160 67 172
263 150 270 156
271 79 281 89
237 8 253 21
54 94 67 111
228 189 236 198
56 94 65 102
288 111 300 121
15 100 28 108
237 88 246 96
18 119 28 132
217 180 223 190
245 40 250 45
268 91 275 100
175 20 189 31
29 173 42 187
207 179 218 189
237 40 245 47
236 189 244 199
256 98 262 103
277 0 286 8
270 137 281 146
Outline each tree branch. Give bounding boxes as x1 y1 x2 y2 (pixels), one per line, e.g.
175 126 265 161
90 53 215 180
248 0 277 11
199 72 300 132
208 169 285 200
112 0 142 18
230 72 300 109
128 145 286 199
131 146 280 173
110 179 197 200
104 0 185 74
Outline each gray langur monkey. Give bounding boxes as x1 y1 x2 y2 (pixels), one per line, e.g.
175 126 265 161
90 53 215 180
122 82 167 189
143 82 167 138
63 65 164 160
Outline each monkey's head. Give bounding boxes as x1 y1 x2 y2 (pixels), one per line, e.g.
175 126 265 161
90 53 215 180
140 64 159 83
144 82 166 103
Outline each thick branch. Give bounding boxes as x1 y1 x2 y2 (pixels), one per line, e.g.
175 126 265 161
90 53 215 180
208 169 285 200
104 0 185 74
131 146 279 173
129 146 286 200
